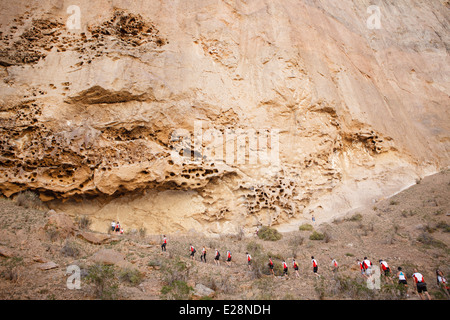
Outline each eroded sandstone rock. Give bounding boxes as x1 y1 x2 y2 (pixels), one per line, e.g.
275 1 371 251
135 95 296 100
0 1 448 235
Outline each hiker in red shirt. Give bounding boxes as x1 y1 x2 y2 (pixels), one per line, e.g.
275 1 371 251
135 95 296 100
201 246 207 263
436 269 450 298
293 259 300 278
189 244 196 260
161 235 167 252
226 250 232 267
331 258 339 273
311 256 319 277
282 260 288 277
214 249 221 266
362 257 372 276
268 257 275 276
246 252 252 270
357 259 366 278
379 259 392 283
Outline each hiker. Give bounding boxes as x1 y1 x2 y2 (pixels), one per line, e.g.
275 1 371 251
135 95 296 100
436 269 450 298
114 221 120 233
226 250 232 267
282 260 288 277
268 257 275 276
311 256 319 276
395 267 409 297
111 221 116 232
357 259 366 278
161 235 167 252
293 259 300 278
379 259 392 283
362 257 372 276
201 246 207 263
120 227 124 234
412 269 432 300
214 249 221 265
189 244 196 260
311 214 315 223
331 258 339 273
246 252 252 270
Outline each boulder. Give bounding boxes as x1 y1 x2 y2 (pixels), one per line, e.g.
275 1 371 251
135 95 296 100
192 283 215 299
44 211 78 239
77 231 112 245
38 261 59 270
90 248 134 270
0 245 15 258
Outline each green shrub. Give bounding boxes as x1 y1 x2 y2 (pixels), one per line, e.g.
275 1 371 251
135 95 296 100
299 224 314 231
258 226 282 241
436 221 450 233
86 263 119 300
309 231 325 241
416 233 447 249
119 268 143 286
346 213 363 222
161 280 193 300
160 257 193 299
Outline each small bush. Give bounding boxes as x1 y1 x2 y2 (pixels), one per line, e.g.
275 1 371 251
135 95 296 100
345 253 354 257
389 200 399 206
346 213 363 222
309 231 325 241
160 257 192 296
0 256 22 282
299 224 314 231
246 241 262 254
119 268 143 286
75 215 91 230
401 209 417 218
138 227 147 238
86 263 119 300
258 226 282 241
60 241 80 258
45 225 60 242
15 191 43 209
161 280 193 300
148 259 162 268
416 233 447 249
436 221 450 233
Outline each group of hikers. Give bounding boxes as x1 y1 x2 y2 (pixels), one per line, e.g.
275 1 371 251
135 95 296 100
160 235 449 300
110 221 124 234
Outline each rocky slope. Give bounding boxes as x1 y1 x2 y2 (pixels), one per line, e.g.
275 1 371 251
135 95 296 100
0 0 449 235
0 170 448 300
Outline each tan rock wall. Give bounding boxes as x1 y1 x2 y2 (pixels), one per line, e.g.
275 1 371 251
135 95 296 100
0 0 448 235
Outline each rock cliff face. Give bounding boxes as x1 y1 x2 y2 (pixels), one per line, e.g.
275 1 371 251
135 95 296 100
0 0 449 235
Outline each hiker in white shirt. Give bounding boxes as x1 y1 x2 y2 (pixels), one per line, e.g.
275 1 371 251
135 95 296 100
379 259 392 283
412 269 431 300
362 257 372 276
436 269 450 298
395 267 409 297
331 258 339 273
